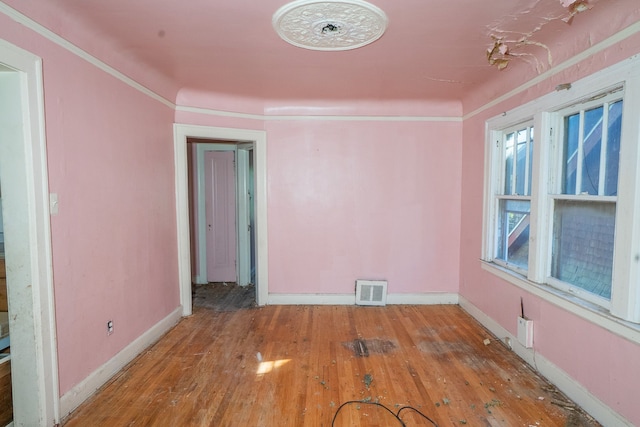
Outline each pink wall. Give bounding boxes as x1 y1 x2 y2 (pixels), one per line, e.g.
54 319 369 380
177 104 463 296
265 119 462 295
0 15 180 395
177 89 266 117
459 35 640 425
173 108 264 131
176 93 463 295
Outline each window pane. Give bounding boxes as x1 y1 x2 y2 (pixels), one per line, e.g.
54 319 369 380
551 200 615 299
503 126 533 196
581 106 603 195
515 129 528 196
561 100 622 197
605 100 622 196
504 132 514 194
563 113 580 194
497 199 530 269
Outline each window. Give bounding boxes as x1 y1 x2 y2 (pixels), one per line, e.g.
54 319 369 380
494 123 534 273
548 94 622 305
482 58 640 325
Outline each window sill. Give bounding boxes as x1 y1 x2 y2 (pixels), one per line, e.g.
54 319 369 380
480 260 640 345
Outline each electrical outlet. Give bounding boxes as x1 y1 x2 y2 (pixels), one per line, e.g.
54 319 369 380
517 316 533 348
107 320 114 336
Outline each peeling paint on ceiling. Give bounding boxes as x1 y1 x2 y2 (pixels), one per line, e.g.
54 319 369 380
486 0 603 71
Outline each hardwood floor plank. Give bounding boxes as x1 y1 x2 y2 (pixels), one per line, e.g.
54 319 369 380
63 287 600 427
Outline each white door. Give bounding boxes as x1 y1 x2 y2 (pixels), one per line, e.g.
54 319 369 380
205 151 237 282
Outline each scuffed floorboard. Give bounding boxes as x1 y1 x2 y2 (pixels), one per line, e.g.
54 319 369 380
63 288 600 426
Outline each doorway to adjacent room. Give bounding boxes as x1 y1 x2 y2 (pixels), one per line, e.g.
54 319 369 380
173 125 268 315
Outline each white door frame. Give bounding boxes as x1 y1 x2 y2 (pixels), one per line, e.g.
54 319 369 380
173 124 269 315
236 143 255 287
0 40 60 425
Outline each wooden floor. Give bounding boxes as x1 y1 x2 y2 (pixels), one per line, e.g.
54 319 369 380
63 284 599 426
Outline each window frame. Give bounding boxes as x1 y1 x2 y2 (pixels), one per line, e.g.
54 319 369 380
489 121 534 276
482 56 640 326
544 91 623 308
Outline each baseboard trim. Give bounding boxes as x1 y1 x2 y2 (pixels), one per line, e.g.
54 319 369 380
267 293 354 305
386 292 459 305
458 296 633 427
267 292 459 306
59 306 183 419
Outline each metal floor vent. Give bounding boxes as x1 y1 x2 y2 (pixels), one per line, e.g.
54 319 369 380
355 280 387 306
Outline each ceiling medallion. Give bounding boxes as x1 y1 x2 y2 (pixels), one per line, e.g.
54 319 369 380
272 0 388 51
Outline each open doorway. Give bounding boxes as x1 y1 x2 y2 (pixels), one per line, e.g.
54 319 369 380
173 124 269 316
186 139 257 307
0 40 59 425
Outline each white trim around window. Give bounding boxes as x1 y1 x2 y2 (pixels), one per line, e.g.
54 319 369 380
482 54 640 328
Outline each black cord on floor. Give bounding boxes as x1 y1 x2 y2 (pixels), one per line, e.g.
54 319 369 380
331 400 439 427
396 406 439 426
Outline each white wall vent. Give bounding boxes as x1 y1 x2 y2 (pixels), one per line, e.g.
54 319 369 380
355 280 387 306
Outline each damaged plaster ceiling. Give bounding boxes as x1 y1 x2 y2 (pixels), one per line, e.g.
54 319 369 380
4 0 639 101
486 0 601 72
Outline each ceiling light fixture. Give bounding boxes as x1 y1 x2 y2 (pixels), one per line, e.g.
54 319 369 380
272 0 388 51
